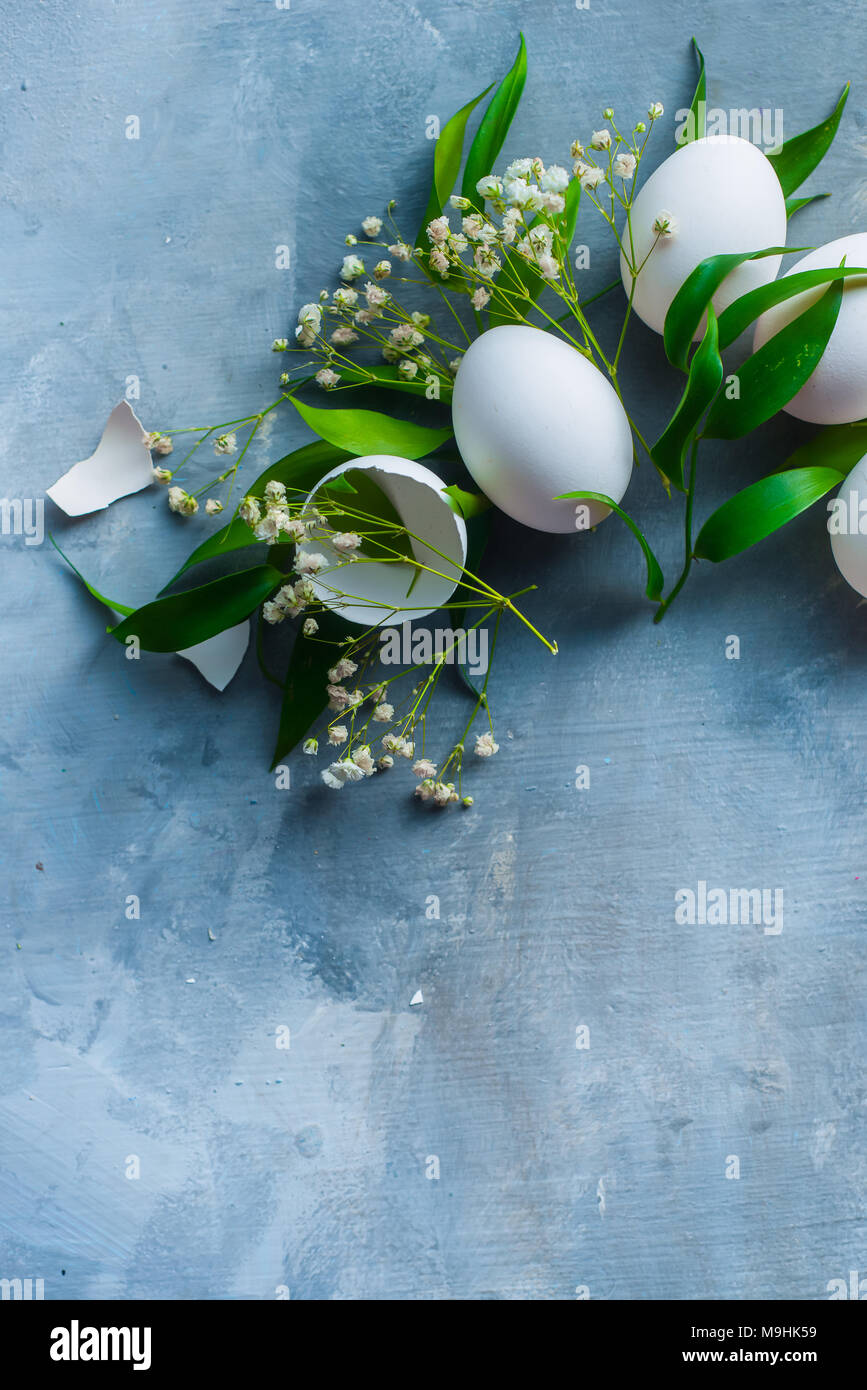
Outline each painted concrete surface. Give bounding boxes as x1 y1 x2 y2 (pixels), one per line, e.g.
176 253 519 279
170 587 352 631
1 0 865 1300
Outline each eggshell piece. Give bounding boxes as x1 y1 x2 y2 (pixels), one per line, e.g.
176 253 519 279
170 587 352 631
299 455 467 627
830 452 867 597
621 135 787 337
451 325 633 533
753 233 867 424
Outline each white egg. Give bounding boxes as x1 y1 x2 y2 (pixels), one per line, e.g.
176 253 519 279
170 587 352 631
451 325 633 533
752 234 867 424
299 454 467 627
829 452 867 597
621 135 787 337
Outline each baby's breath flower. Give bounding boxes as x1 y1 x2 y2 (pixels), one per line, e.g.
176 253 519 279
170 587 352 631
504 158 534 179
648 102 664 120
590 129 612 150
315 367 340 389
332 531 361 553
353 745 376 775
263 599 287 624
154 436 173 456
168 486 198 516
652 210 677 238
378 755 394 770
373 260 392 280
302 738 318 754
474 731 499 757
475 175 503 199
613 152 636 180
429 247 450 277
388 242 413 261
426 216 450 245
579 166 605 191
570 139 585 158
461 795 474 808
152 466 172 484
365 282 389 307
328 658 358 683
205 498 223 515
361 215 382 237
412 758 437 779
340 254 365 281
239 496 261 526
264 480 287 503
634 121 646 134
333 285 358 309
462 214 484 240
602 106 614 120
330 325 358 346
302 618 319 637
328 725 348 746
471 286 491 310
297 551 328 575
214 433 237 455
398 359 418 379
272 338 289 352
540 164 569 193
373 702 394 722
474 246 500 278
327 684 352 711
344 233 358 246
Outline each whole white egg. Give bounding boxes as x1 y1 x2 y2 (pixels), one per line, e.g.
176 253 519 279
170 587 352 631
621 135 787 337
451 325 633 533
752 234 867 423
829 451 867 597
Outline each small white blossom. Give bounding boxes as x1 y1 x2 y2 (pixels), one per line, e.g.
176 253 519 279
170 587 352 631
648 102 664 120
373 259 392 280
504 158 534 179
613 152 636 180
239 496 261 526
214 433 237 455
540 164 569 193
152 466 172 484
378 755 394 770
590 129 612 150
315 368 340 389
449 194 472 209
332 532 361 553
340 254 365 281
302 738 318 754
262 600 287 624
398 359 418 379
205 498 223 515
579 166 605 191
652 210 677 238
361 215 382 237
373 702 394 722
412 758 437 779
474 731 499 757
426 216 450 245
302 618 319 636
272 337 289 352
264 480 287 503
333 286 359 309
388 242 413 261
168 486 197 516
475 175 503 199
296 551 328 575
331 325 358 346
328 725 348 745
471 286 491 310
353 745 376 775
328 658 358 683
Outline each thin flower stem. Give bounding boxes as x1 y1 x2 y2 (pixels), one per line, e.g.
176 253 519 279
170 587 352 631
654 437 699 622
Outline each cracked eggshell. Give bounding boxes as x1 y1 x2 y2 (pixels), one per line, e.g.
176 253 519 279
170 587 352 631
753 234 867 424
299 454 466 627
451 325 633 533
830 452 867 597
621 135 787 337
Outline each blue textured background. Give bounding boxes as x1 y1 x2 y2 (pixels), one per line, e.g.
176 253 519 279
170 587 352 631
2 0 865 1300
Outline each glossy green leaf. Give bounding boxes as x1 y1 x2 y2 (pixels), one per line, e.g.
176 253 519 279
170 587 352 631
777 422 867 476
50 534 134 617
490 176 581 328
716 263 867 351
442 483 492 519
703 273 844 439
686 37 707 142
270 610 348 770
161 440 351 590
461 34 528 203
651 306 723 491
555 491 664 601
694 466 845 561
290 396 452 458
416 83 494 247
786 191 830 219
664 246 791 370
766 84 849 197
110 565 282 652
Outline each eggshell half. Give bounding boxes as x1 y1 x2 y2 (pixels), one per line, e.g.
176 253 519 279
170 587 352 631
451 325 633 533
830 452 867 597
299 455 467 627
752 234 867 423
621 135 787 337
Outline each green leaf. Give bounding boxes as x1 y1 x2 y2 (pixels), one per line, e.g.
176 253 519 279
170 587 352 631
49 534 135 617
686 37 707 142
490 176 581 328
461 34 528 203
703 272 844 439
290 396 452 459
110 565 282 652
332 362 454 399
416 83 494 246
270 610 348 769
715 263 867 352
316 467 416 566
778 422 867 475
161 440 352 589
694 466 845 562
664 246 792 370
766 84 849 197
555 491 664 601
651 306 723 491
786 191 830 219
442 483 492 519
